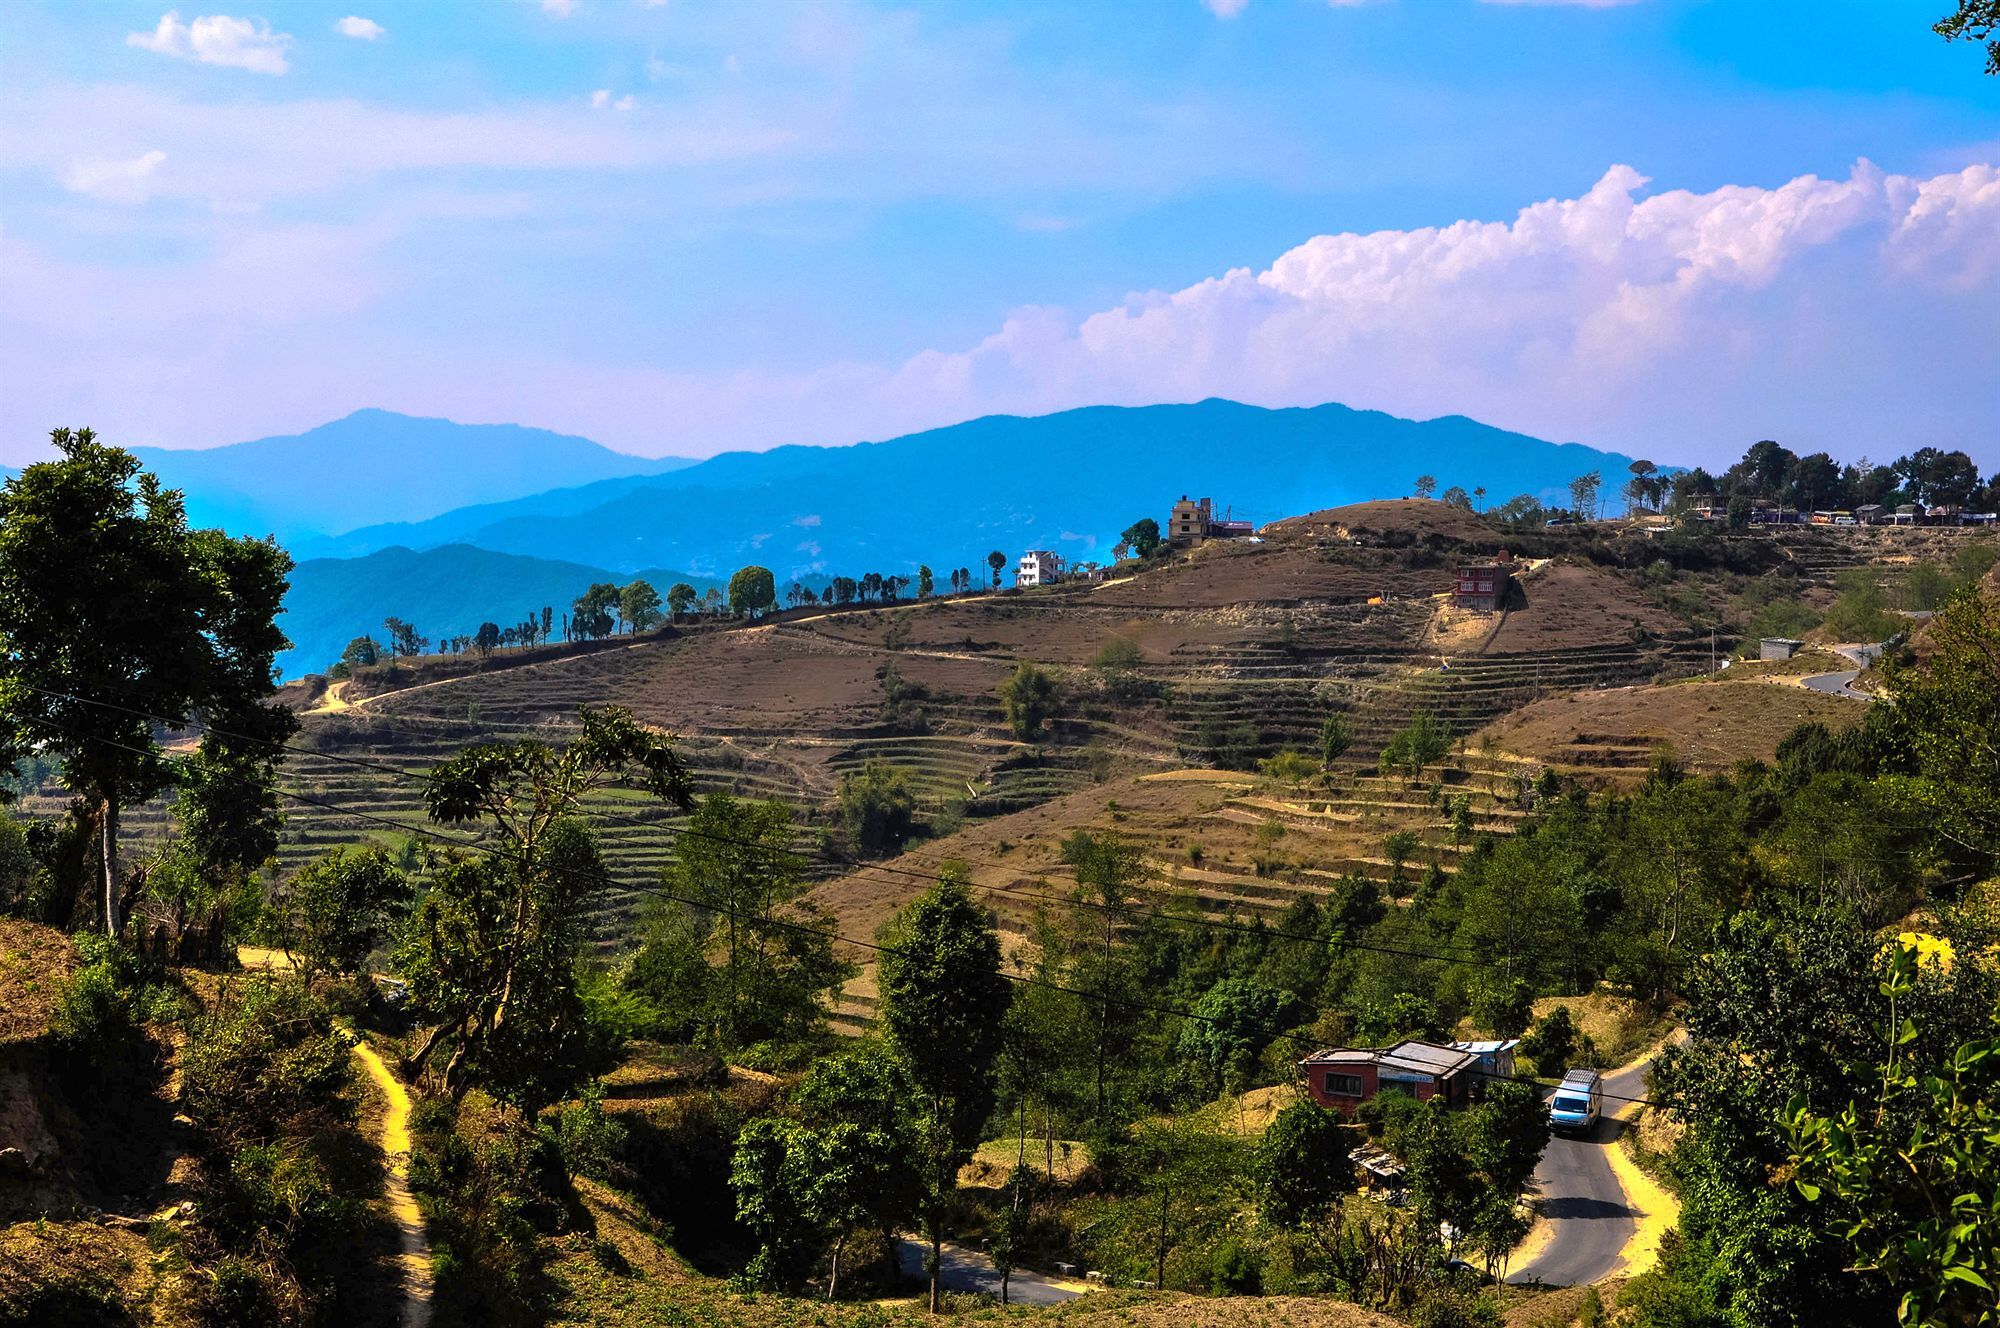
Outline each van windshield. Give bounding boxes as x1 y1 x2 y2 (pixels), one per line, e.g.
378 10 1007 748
1552 1095 1590 1114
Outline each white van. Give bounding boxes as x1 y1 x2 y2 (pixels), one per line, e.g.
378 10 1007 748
1549 1068 1602 1135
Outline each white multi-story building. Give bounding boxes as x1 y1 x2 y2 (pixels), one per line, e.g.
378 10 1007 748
1016 550 1062 587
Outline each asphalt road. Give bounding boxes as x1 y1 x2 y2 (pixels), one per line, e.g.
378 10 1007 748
1801 642 1882 701
1508 1056 1656 1288
894 1237 1085 1306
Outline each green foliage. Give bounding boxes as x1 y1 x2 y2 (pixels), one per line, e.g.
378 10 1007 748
1319 710 1354 765
1093 636 1144 671
618 578 663 633
1787 941 2000 1328
267 845 410 979
837 759 916 856
0 428 297 936
999 660 1058 740
1176 977 1298 1090
728 565 777 617
666 582 697 621
1118 518 1163 560
1257 1101 1357 1229
571 582 619 639
1380 710 1451 782
400 706 694 1111
878 869 1012 1309
1821 566 1898 642
1258 748 1319 783
408 1098 557 1327
1518 1005 1578 1078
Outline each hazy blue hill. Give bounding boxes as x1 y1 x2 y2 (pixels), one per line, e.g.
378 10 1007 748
318 399 1644 578
280 543 716 679
133 409 691 543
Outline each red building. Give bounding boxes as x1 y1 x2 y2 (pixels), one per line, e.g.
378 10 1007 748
1451 558 1513 611
1298 1040 1477 1117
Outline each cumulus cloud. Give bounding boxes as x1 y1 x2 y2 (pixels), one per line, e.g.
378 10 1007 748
63 149 168 204
335 16 385 40
127 12 291 75
838 162 2000 465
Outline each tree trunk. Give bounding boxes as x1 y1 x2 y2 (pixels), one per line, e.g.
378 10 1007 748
826 1232 845 1301
100 796 120 938
1155 1188 1169 1290
928 1230 942 1314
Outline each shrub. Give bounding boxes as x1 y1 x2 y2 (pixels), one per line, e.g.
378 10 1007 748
838 761 917 856
1258 749 1319 783
999 661 1059 739
181 977 353 1147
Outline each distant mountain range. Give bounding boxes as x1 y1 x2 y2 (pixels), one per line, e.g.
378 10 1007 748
78 400 1649 679
132 409 692 542
281 544 718 680
302 400 1642 578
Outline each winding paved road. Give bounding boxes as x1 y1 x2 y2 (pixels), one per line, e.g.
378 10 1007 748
894 1236 1088 1305
1800 642 1883 701
1508 1055 1658 1288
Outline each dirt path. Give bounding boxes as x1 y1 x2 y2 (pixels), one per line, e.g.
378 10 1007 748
351 1037 435 1328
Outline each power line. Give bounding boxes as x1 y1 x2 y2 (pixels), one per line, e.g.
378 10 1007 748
15 706 1676 1112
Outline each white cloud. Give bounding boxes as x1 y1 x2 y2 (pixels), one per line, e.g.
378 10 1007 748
590 88 610 108
127 12 292 75
62 149 168 204
540 0 577 17
335 16 385 40
1202 0 1249 18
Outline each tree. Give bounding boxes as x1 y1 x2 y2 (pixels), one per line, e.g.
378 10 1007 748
999 661 1057 740
1628 458 1659 515
474 621 502 657
1320 711 1354 766
1379 710 1450 783
877 870 1013 1312
572 583 619 640
1414 475 1438 500
396 706 694 1109
1177 977 1297 1090
666 582 697 623
701 587 723 616
1788 942 2000 1328
1120 518 1163 560
838 760 916 855
1061 830 1144 1123
269 846 411 980
1472 486 1487 511
341 636 381 670
987 550 1007 588
791 1046 924 1298
619 579 662 634
0 429 298 936
1440 485 1472 511
1936 1 2000 74
665 793 845 1046
1258 1100 1357 1229
383 616 428 660
1518 1004 1579 1078
1568 470 1603 520
917 564 934 598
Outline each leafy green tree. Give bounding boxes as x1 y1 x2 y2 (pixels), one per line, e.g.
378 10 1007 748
877 870 1012 1312
1379 710 1450 783
1257 1100 1357 1229
0 429 297 936
999 660 1058 740
1320 710 1354 766
619 579 662 633
269 846 411 980
730 1116 824 1289
666 793 847 1047
1414 475 1437 499
341 635 381 670
474 621 502 656
384 615 428 659
666 582 697 622
791 1045 923 1298
398 706 694 1110
1440 485 1472 511
620 898 713 1044
572 582 619 639
1936 2 2000 75
1788 945 2000 1327
917 564 934 598
728 565 777 618
1129 1108 1238 1290
1060 830 1145 1122
1119 518 1163 560
1568 470 1603 520
1177 977 1297 1090
837 760 916 855
1517 1005 1578 1078
987 550 1007 588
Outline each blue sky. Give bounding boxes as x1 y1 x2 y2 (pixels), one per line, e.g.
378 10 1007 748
1 0 1995 470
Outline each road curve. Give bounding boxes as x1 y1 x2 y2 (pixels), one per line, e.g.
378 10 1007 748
894 1236 1088 1305
1508 1055 1657 1288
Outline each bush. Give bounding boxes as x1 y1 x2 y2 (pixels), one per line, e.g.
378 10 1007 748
1209 1237 1264 1296
540 1083 626 1182
181 978 353 1148
1259 749 1319 783
999 661 1059 739
838 761 917 856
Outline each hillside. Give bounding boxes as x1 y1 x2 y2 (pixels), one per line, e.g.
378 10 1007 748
279 544 720 679
308 399 1646 577
132 409 691 543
